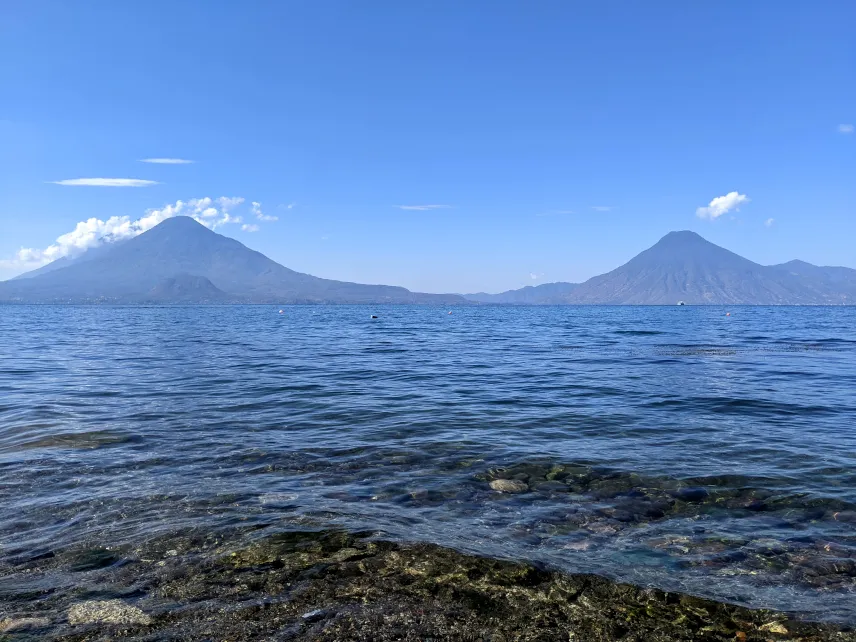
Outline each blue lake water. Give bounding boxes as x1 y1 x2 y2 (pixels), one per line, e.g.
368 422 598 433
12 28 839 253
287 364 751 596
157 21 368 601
1 305 855 622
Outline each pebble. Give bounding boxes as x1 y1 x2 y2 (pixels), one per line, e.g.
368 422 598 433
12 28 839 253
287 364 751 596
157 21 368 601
489 479 529 494
68 599 152 626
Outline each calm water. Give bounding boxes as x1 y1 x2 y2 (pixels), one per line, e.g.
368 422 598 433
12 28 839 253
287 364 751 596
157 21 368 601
1 305 855 621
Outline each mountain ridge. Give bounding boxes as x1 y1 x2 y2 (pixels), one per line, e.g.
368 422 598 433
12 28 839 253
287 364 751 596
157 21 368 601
464 231 855 305
0 217 466 304
2 221 854 305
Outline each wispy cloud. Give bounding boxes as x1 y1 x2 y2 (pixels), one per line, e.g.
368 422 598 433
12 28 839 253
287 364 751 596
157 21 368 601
4 196 257 271
396 204 453 211
252 201 278 222
278 202 296 210
529 273 543 281
591 205 613 212
209 212 242 228
139 158 194 164
217 196 245 212
242 224 260 232
50 178 158 187
696 191 749 220
765 218 775 227
839 124 854 134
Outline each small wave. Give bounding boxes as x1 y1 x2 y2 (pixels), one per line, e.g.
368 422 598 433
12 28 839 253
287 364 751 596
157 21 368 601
614 330 665 336
645 396 837 417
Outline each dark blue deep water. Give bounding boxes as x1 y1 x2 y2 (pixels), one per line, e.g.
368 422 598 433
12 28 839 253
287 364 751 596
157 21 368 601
1 305 855 621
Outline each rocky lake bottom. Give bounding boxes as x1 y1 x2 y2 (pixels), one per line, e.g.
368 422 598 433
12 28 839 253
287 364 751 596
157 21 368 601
1 526 855 641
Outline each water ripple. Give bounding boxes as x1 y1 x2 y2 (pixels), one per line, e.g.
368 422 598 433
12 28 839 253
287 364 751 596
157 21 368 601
0 304 855 621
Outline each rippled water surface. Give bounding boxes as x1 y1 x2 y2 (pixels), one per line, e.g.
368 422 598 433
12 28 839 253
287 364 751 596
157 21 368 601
1 305 855 621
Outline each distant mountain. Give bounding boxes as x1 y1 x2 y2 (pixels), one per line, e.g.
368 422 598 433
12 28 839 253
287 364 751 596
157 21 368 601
464 282 579 304
769 260 856 300
565 231 801 305
0 217 465 304
465 231 856 305
4 224 854 305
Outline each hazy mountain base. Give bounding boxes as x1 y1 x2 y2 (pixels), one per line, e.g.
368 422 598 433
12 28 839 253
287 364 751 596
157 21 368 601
2 529 853 641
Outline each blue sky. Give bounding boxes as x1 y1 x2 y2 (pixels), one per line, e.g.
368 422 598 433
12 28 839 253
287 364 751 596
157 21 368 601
1 1 853 292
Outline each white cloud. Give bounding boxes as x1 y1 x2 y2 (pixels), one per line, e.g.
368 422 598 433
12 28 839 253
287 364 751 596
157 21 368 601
396 204 453 211
696 191 749 220
200 212 242 230
217 196 245 212
838 124 854 134
765 218 775 227
242 223 260 232
5 196 255 270
139 158 194 164
251 201 278 222
51 178 158 187
591 205 613 212
530 273 540 280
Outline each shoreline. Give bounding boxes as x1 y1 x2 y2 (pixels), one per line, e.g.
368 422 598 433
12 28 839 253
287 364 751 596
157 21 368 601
2 529 854 641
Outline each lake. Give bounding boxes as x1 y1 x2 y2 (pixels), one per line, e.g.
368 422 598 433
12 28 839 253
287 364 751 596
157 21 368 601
1 305 854 624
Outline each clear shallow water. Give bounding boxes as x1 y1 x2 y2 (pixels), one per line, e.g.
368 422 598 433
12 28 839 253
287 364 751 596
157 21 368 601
1 305 855 621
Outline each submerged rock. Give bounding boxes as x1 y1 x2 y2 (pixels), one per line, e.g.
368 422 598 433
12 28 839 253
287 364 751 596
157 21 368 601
760 621 789 634
67 599 152 626
531 480 569 493
0 617 50 632
672 487 710 502
489 479 529 493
